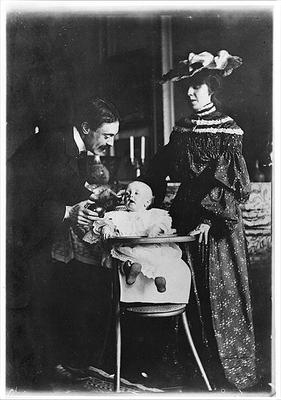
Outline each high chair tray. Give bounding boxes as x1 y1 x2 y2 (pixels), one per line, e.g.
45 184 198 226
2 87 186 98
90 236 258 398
108 235 196 245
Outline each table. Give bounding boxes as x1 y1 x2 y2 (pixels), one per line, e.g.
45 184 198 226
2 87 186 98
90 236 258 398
163 182 272 264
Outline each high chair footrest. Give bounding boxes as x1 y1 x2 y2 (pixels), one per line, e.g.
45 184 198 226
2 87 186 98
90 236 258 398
121 302 186 315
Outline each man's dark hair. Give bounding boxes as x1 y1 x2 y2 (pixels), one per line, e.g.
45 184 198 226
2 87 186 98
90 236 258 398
74 97 120 131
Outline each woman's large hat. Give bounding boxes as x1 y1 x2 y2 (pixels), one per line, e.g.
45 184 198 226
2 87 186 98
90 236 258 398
160 50 242 84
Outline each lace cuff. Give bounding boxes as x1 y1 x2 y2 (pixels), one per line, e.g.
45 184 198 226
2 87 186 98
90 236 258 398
83 217 118 244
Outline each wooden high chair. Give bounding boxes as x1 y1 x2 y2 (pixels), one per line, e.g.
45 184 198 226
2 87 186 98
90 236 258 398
108 235 212 392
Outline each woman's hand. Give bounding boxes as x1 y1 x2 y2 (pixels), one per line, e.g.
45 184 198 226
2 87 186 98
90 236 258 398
189 223 210 244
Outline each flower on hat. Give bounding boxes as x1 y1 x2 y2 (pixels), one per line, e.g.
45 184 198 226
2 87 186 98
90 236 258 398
214 50 242 76
160 50 242 83
188 51 216 75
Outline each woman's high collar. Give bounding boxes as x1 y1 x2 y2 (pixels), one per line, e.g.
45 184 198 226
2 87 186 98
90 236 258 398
192 102 216 118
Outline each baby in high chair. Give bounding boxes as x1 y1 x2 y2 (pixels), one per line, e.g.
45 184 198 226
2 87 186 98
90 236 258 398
83 181 187 293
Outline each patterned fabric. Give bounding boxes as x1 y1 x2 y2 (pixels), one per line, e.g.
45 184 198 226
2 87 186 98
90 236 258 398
240 182 271 263
51 226 102 266
141 103 257 389
208 221 256 388
52 365 163 393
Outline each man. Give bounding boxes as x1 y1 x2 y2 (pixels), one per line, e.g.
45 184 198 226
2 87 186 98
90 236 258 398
7 98 120 387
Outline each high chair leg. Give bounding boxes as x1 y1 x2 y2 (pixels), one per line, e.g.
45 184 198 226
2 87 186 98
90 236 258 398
114 306 121 392
112 257 122 392
181 311 212 391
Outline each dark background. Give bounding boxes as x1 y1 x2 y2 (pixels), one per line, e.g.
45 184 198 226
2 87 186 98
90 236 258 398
7 9 272 180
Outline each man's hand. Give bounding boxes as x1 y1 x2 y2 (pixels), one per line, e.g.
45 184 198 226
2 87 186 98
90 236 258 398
189 223 210 244
68 200 101 228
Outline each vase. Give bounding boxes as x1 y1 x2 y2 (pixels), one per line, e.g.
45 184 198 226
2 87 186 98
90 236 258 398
87 155 110 185
252 160 265 182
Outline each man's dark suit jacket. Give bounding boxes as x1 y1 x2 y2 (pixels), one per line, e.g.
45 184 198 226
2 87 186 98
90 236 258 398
7 127 114 378
7 126 93 306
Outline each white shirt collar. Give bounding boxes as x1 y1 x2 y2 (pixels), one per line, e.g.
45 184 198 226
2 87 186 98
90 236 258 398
73 126 86 154
73 127 95 156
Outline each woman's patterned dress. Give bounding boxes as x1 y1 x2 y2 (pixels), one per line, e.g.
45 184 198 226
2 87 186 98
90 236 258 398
141 102 257 390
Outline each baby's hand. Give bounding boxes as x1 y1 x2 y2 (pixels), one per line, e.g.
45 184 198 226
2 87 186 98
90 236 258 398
101 224 120 240
101 225 114 240
147 225 163 237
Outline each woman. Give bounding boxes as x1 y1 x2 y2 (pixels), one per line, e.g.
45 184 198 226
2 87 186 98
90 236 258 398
141 50 257 391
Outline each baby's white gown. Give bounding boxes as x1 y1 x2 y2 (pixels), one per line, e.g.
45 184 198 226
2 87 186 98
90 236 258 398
86 208 191 303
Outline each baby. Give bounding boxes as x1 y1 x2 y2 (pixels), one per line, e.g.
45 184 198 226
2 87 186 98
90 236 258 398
83 181 183 293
